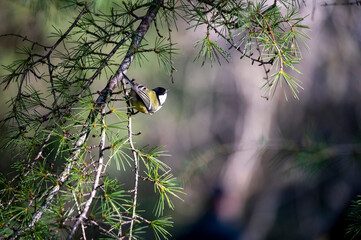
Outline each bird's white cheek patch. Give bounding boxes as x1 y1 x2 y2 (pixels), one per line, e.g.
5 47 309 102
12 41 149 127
158 93 167 106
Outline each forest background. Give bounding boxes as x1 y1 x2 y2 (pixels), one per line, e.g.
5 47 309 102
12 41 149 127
1 0 361 239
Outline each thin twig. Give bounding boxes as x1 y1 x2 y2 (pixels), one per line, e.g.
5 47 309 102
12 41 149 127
27 134 86 231
72 191 87 240
3 3 90 90
89 220 121 239
321 0 361 6
67 105 107 239
257 12 284 71
127 112 139 240
0 33 51 50
205 19 274 66
165 9 175 83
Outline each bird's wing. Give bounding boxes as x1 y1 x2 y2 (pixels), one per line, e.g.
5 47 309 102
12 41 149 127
133 85 152 111
122 72 153 112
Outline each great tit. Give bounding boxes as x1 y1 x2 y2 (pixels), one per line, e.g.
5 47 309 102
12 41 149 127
122 72 168 114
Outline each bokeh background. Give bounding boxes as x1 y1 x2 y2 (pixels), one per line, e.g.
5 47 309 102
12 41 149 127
1 1 361 239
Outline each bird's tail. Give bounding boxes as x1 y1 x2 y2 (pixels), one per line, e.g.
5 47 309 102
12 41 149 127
122 72 136 88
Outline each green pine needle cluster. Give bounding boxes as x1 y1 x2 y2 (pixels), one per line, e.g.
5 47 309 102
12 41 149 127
185 0 310 99
347 196 361 240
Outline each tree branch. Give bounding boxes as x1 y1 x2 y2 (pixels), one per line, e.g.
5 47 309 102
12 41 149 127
67 102 107 240
35 0 163 238
128 112 139 240
108 0 164 91
0 33 51 50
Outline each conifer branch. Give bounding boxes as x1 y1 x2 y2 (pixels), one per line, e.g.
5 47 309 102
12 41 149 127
0 33 51 50
21 17 134 236
68 105 107 240
25 0 163 238
108 0 164 91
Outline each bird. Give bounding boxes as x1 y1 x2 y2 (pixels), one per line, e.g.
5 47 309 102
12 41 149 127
122 72 168 114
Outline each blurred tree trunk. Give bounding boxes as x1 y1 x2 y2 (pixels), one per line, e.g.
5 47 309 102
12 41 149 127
217 2 361 240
